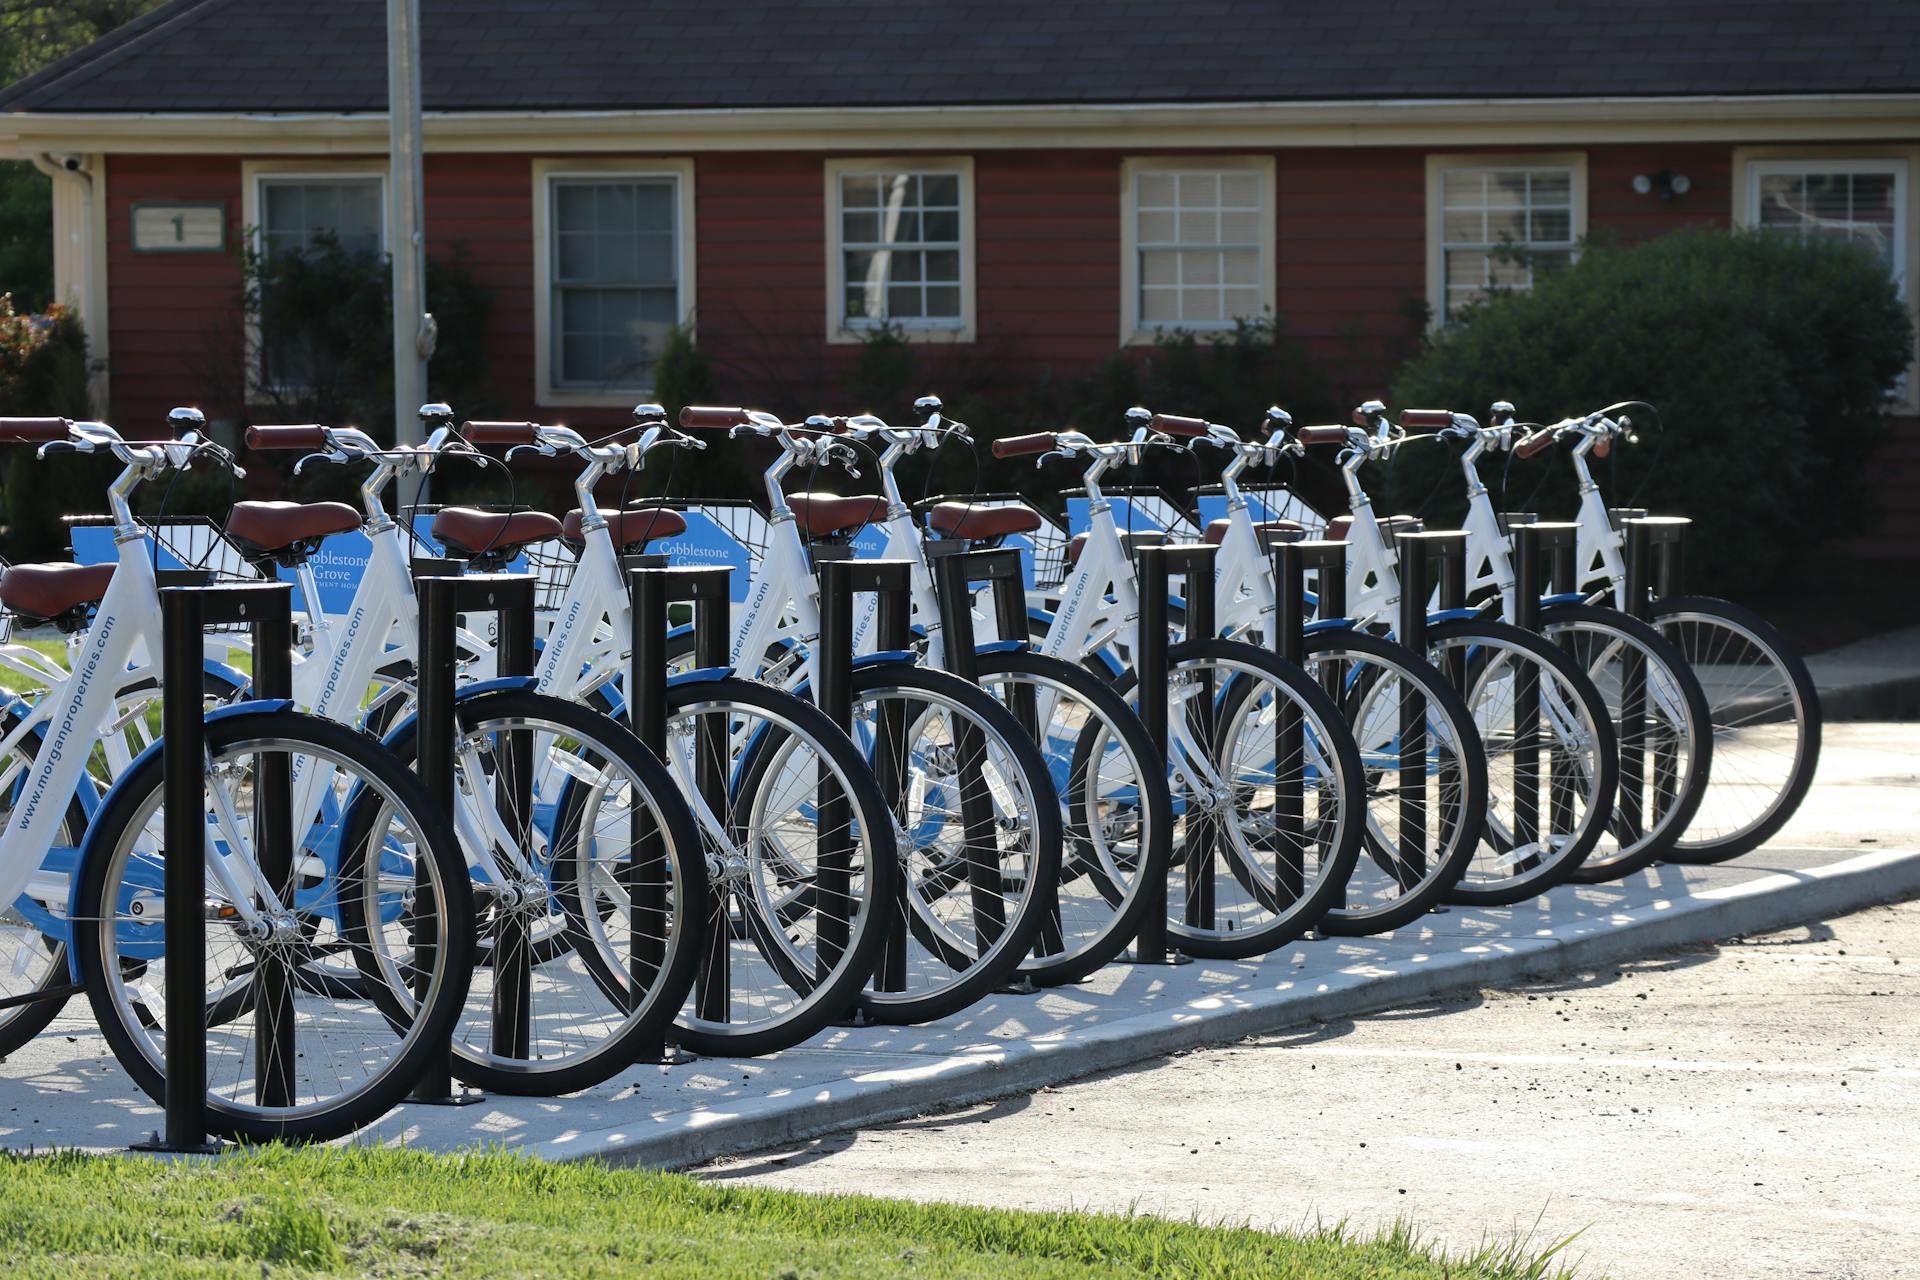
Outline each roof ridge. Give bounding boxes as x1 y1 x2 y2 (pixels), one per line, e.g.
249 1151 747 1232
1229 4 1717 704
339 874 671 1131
0 0 241 113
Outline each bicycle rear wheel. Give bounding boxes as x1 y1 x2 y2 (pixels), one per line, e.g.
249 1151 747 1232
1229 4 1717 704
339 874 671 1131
364 689 705 1095
1542 604 1713 881
73 710 473 1142
1423 619 1617 902
1300 628 1492 921
976 649 1172 988
663 676 899 1056
1652 595 1820 863
1114 639 1366 958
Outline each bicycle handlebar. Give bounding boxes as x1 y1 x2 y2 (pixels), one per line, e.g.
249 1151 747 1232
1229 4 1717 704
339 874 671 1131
0 416 71 443
1149 413 1212 438
1294 425 1352 447
679 405 751 431
993 432 1058 458
246 424 330 451
1514 429 1556 459
1398 409 1454 431
463 420 542 446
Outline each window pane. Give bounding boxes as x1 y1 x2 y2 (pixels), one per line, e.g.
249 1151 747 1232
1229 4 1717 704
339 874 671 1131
261 178 382 257
1219 249 1260 287
1141 286 1179 322
1219 173 1260 208
1220 210 1261 244
922 173 960 206
1182 287 1222 323
842 174 883 207
835 167 967 328
888 284 923 319
1759 169 1901 266
1438 166 1579 316
1137 173 1177 207
1178 210 1219 244
555 183 596 233
1224 287 1263 319
1138 210 1177 243
1177 172 1218 205
1181 249 1222 286
1142 249 1178 286
635 231 674 284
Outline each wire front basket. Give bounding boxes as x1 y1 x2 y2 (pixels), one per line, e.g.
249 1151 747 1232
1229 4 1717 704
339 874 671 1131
68 515 263 632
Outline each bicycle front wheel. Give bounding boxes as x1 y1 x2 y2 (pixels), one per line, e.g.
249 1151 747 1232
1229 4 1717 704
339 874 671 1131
1652 595 1821 863
73 710 473 1142
369 688 706 1095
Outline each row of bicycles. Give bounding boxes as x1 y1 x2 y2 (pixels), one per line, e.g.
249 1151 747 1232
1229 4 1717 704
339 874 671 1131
0 392 1818 1142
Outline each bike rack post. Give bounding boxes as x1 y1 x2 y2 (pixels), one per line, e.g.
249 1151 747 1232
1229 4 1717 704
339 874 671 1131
136 580 292 1154
1395 531 1467 891
815 559 914 1007
929 545 1052 973
408 571 535 1105
1272 540 1346 903
1129 542 1214 963
628 564 729 1045
1621 516 1690 841
1512 523 1578 852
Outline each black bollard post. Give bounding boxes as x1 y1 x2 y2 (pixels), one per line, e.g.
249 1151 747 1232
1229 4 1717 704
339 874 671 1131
408 571 533 1105
1272 541 1345 905
1624 517 1690 840
931 546 1049 976
1393 532 1467 892
814 559 914 1012
1127 543 1212 964
135 580 292 1153
628 565 728 1058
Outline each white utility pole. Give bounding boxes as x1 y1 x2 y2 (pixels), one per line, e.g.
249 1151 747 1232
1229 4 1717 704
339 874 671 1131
387 0 432 445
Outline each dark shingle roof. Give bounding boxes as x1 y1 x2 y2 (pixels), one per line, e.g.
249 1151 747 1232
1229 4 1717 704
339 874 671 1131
4 0 1918 114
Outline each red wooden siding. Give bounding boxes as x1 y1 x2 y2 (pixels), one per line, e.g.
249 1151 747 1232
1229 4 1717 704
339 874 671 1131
95 140 1919 556
103 154 245 431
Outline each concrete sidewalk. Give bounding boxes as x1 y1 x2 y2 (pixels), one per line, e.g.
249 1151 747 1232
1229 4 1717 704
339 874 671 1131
0 726 1912 1169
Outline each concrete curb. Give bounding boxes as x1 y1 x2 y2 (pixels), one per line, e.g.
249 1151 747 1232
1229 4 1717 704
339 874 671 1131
531 849 1920 1171
1817 675 1920 722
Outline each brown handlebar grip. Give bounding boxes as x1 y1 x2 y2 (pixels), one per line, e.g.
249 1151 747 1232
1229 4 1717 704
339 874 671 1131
679 405 751 430
0 417 69 443
1398 409 1455 431
1514 429 1557 460
1593 436 1612 459
464 421 539 445
992 432 1059 459
1294 425 1352 446
1149 413 1211 438
246 425 329 451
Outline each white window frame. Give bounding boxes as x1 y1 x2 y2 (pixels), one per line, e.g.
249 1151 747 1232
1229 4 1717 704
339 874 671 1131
533 157 698 408
1734 146 1919 409
240 158 389 402
1120 156 1276 346
824 156 976 344
1424 153 1587 327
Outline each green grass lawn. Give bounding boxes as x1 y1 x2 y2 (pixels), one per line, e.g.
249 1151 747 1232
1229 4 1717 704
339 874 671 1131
0 1146 1586 1279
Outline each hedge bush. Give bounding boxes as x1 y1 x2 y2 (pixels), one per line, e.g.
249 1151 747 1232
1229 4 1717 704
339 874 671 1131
0 297 101 559
1386 226 1914 597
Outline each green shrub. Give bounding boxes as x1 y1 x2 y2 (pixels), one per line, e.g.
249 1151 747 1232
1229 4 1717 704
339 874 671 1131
0 297 102 559
236 233 496 445
1387 226 1914 596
